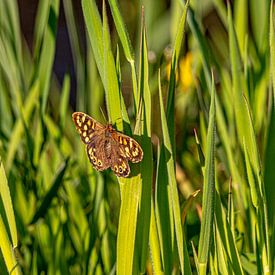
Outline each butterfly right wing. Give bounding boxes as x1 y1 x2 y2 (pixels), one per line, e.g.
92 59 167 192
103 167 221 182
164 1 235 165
72 112 104 144
109 140 130 177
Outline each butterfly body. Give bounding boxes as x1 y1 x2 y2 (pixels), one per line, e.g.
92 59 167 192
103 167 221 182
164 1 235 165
72 112 143 177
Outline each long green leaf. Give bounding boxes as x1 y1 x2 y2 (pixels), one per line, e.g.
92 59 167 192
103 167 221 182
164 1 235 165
0 157 17 248
198 75 216 274
158 72 185 273
39 0 60 113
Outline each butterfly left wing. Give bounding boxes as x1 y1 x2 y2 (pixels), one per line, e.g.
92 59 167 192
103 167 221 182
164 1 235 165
72 112 104 144
111 132 143 163
86 135 110 171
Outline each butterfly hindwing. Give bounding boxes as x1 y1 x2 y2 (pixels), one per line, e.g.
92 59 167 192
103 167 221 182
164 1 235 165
72 112 104 144
110 143 130 177
86 137 110 171
112 132 143 163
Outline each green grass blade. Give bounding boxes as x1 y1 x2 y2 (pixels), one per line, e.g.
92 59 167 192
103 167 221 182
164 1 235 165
0 157 17 248
198 75 216 274
6 81 40 172
59 74 70 131
215 193 244 274
234 0 248 57
63 0 86 111
82 0 104 92
228 4 261 192
265 0 275 262
108 0 138 107
271 0 275 101
158 72 185 273
33 0 51 59
102 0 123 127
166 0 189 148
149 197 163 274
155 141 174 274
0 215 20 275
134 20 153 273
39 0 60 113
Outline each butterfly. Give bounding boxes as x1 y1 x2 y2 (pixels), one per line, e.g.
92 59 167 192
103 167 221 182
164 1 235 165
72 112 143 177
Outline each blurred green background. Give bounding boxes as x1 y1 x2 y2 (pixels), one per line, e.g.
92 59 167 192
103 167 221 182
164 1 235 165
0 0 275 274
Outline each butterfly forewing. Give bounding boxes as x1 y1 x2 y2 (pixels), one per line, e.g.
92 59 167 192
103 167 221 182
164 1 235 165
72 112 104 144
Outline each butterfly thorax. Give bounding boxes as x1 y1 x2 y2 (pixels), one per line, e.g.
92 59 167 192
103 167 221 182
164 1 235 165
105 124 114 137
104 124 114 158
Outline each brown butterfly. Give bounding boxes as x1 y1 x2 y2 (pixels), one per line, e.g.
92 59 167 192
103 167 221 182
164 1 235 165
72 112 143 177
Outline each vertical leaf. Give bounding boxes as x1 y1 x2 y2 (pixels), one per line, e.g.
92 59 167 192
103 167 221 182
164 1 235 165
198 75 216 274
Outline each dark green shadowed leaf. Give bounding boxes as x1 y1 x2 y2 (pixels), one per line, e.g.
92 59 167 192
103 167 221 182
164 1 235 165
155 141 174 274
6 81 40 172
30 158 69 224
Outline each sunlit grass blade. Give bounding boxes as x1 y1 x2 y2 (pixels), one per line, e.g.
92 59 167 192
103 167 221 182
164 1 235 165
0 215 20 275
197 75 216 275
108 0 138 107
82 0 104 94
233 0 248 57
265 0 275 262
228 4 261 188
0 157 18 248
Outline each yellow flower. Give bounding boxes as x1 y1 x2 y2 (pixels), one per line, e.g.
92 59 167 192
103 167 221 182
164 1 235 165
179 52 194 91
166 52 194 91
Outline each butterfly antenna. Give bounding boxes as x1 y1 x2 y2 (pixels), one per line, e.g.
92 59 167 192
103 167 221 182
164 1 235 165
100 107 108 124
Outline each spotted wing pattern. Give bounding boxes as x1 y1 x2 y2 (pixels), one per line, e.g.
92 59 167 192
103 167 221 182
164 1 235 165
72 112 104 144
86 136 110 171
109 139 130 177
111 132 143 163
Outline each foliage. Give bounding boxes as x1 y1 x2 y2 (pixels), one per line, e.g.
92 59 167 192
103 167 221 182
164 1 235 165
0 0 274 274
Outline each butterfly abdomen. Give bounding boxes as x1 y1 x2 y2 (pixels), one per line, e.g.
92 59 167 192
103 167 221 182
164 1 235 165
104 139 112 159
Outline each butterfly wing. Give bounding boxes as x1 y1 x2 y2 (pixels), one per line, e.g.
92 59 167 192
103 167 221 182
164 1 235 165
109 139 130 177
72 112 104 144
86 135 110 171
111 132 143 163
